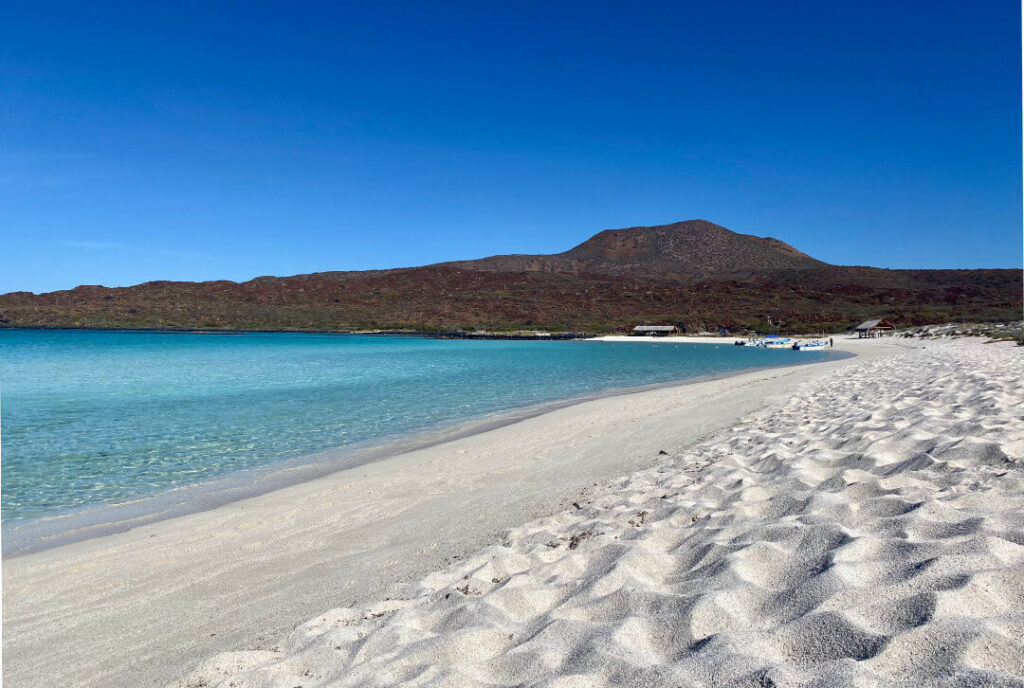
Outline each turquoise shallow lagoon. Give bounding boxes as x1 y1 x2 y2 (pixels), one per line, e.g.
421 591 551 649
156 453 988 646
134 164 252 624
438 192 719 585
1 329 822 524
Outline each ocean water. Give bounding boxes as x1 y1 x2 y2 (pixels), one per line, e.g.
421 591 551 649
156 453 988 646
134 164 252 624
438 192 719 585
0 330 820 523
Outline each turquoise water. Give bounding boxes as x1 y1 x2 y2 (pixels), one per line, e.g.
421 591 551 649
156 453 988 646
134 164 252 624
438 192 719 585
0 330 816 523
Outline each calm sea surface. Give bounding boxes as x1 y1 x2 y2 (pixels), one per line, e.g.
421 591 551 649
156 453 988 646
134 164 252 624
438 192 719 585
1 330 818 523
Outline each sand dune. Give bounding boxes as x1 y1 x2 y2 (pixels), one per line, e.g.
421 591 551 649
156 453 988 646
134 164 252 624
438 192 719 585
177 339 1024 687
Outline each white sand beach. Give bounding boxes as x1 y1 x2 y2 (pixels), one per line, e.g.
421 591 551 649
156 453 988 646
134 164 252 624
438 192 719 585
589 335 755 344
4 337 1023 687
587 335 835 348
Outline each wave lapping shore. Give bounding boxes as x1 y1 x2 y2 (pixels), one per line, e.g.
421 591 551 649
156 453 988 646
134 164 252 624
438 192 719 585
177 339 1024 688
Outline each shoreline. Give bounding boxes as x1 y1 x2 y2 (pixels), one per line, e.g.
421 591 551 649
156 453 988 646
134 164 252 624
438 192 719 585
1 325 847 340
587 334 836 345
175 336 1024 688
2 347 850 558
2 340 882 688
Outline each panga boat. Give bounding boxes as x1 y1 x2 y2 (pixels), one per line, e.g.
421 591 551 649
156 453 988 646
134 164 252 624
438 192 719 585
792 339 829 351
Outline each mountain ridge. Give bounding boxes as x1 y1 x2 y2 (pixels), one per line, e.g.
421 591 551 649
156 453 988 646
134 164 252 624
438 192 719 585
1 220 1020 333
438 220 827 279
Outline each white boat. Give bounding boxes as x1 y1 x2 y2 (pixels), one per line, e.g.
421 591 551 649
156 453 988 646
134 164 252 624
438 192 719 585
747 337 790 348
793 339 829 351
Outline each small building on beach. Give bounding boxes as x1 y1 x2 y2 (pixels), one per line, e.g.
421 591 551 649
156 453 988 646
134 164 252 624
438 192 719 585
632 325 678 336
854 318 896 338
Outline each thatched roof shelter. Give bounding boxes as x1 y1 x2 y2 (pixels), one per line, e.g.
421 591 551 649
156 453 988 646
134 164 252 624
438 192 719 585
632 325 678 336
854 319 896 337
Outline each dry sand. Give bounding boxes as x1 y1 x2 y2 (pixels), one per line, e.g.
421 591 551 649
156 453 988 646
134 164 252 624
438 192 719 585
6 338 1024 687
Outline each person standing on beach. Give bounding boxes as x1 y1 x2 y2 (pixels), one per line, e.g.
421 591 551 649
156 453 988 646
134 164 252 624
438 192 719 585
829 337 833 347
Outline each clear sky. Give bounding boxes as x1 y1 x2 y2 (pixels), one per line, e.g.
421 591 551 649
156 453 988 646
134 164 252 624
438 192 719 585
2 1 1021 294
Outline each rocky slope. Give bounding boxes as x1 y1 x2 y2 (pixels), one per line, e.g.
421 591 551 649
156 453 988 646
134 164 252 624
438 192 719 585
441 220 826 279
1 221 1020 333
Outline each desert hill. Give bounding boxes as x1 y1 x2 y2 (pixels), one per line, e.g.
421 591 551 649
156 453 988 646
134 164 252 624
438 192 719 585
441 220 826 279
0 221 1019 333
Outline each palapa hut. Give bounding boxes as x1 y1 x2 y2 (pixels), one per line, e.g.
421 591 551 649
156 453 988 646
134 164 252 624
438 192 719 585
854 318 896 338
632 325 678 337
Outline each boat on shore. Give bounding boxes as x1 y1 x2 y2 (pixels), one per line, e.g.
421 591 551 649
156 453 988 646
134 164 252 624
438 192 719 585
743 336 791 348
734 336 830 350
792 339 829 351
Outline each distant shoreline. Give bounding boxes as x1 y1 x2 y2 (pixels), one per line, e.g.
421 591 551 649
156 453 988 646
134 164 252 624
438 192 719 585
0 324 590 338
0 325 846 340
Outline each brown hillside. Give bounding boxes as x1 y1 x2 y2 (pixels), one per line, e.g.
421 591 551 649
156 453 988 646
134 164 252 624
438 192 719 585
442 220 826 278
0 221 1020 333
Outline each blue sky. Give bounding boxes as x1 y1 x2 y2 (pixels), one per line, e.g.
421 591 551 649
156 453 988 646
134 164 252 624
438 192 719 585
2 1 1020 294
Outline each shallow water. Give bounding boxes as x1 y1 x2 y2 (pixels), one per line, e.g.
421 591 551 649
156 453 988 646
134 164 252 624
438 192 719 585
0 329 814 522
